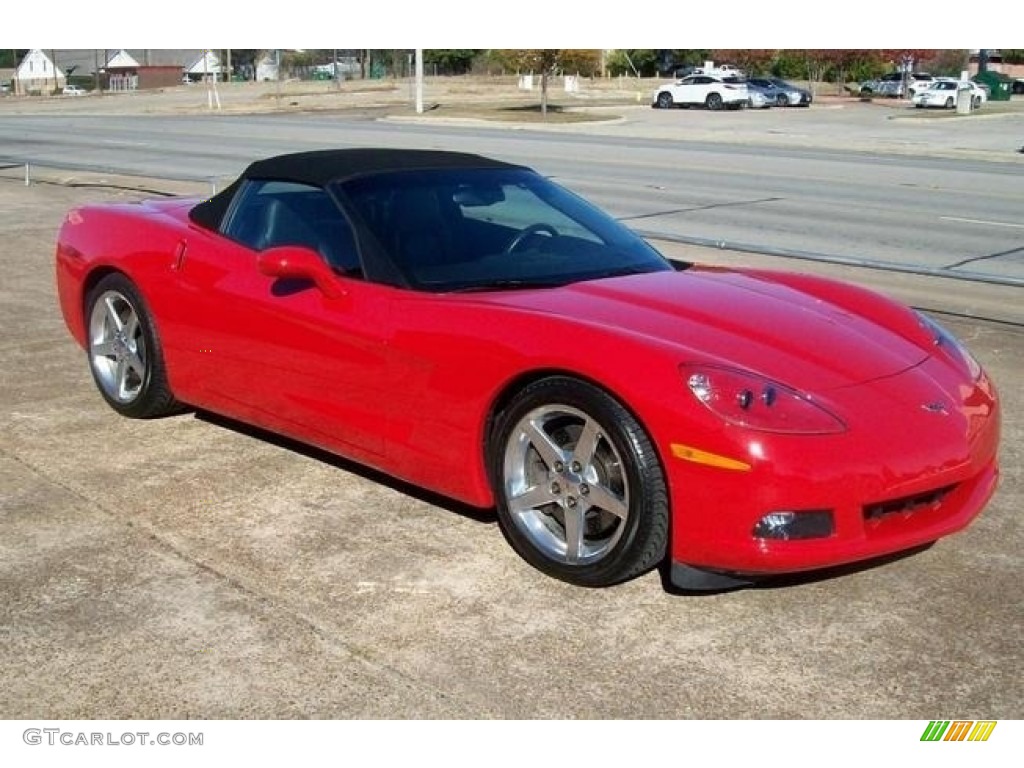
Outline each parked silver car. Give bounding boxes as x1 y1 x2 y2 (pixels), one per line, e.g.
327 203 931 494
747 77 812 107
860 72 935 98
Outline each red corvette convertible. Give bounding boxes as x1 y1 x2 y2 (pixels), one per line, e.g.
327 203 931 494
55 149 1000 590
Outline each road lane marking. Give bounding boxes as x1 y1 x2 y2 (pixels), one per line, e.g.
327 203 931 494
941 216 1024 229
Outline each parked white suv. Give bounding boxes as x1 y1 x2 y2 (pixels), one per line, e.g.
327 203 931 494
652 74 749 110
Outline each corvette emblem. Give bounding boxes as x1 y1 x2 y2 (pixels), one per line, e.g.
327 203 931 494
922 401 949 415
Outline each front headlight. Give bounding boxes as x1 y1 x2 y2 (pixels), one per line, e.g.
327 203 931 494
916 312 982 380
682 365 846 435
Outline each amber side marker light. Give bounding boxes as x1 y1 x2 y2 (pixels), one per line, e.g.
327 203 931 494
670 443 751 472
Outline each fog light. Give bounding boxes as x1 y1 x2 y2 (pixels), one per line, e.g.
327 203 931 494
753 510 834 540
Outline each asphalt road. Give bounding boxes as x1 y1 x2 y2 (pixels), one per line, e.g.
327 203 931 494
1 174 1021 721
0 111 1022 283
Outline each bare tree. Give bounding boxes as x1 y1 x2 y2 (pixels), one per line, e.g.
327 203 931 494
495 49 600 116
881 49 934 97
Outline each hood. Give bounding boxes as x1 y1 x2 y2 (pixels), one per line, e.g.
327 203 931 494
475 268 929 392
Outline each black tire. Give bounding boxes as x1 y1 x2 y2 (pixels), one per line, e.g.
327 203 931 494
706 92 723 110
489 376 669 587
945 97 954 109
776 93 788 107
655 91 673 109
973 96 981 109
84 273 178 419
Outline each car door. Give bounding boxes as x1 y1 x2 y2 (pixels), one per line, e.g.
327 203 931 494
690 76 717 104
174 180 392 459
670 75 701 104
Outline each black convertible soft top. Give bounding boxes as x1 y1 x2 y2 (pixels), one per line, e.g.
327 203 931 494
189 148 524 231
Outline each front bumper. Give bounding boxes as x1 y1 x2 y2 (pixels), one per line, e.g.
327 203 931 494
664 357 1000 583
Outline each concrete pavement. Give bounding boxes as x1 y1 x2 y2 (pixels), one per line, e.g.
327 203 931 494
1 177 1020 719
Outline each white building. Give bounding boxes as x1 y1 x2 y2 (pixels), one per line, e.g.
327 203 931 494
13 49 66 95
185 51 225 82
256 54 279 82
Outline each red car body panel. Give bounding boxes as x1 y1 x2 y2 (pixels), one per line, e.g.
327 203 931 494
55 196 1000 579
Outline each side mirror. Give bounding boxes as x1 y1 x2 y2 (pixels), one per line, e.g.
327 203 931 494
257 245 345 299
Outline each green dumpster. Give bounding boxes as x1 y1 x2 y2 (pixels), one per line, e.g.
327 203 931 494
973 71 1013 101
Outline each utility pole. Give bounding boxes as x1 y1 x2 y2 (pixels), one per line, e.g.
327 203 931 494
415 48 423 113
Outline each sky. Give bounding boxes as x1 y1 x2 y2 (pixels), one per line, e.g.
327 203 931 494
3 1 1021 50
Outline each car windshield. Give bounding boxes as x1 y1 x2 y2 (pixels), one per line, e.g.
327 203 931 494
335 168 674 292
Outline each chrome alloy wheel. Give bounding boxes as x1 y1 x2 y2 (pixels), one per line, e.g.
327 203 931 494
502 404 630 565
88 289 148 404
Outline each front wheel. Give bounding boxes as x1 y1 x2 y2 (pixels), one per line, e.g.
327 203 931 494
85 273 178 418
945 97 954 109
706 92 723 110
490 377 669 587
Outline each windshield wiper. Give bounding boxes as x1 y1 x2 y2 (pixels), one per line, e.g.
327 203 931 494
445 278 571 293
583 265 666 281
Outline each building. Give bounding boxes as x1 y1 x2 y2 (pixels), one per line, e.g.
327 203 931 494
13 49 65 95
256 54 279 82
184 51 226 82
102 49 183 91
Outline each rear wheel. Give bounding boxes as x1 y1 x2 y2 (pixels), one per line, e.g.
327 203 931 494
490 377 668 587
85 273 178 418
973 96 981 109
655 92 673 109
945 97 954 109
776 93 788 107
706 92 723 110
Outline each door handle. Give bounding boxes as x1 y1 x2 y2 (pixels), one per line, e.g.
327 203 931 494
171 240 187 271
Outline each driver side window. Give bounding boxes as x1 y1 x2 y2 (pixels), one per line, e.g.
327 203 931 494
223 180 362 276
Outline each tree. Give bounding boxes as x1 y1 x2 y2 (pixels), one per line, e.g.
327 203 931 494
228 49 260 80
880 49 934 96
606 50 659 77
423 50 480 75
670 50 713 69
793 50 835 95
710 49 776 76
919 49 969 76
829 50 877 92
495 50 600 116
